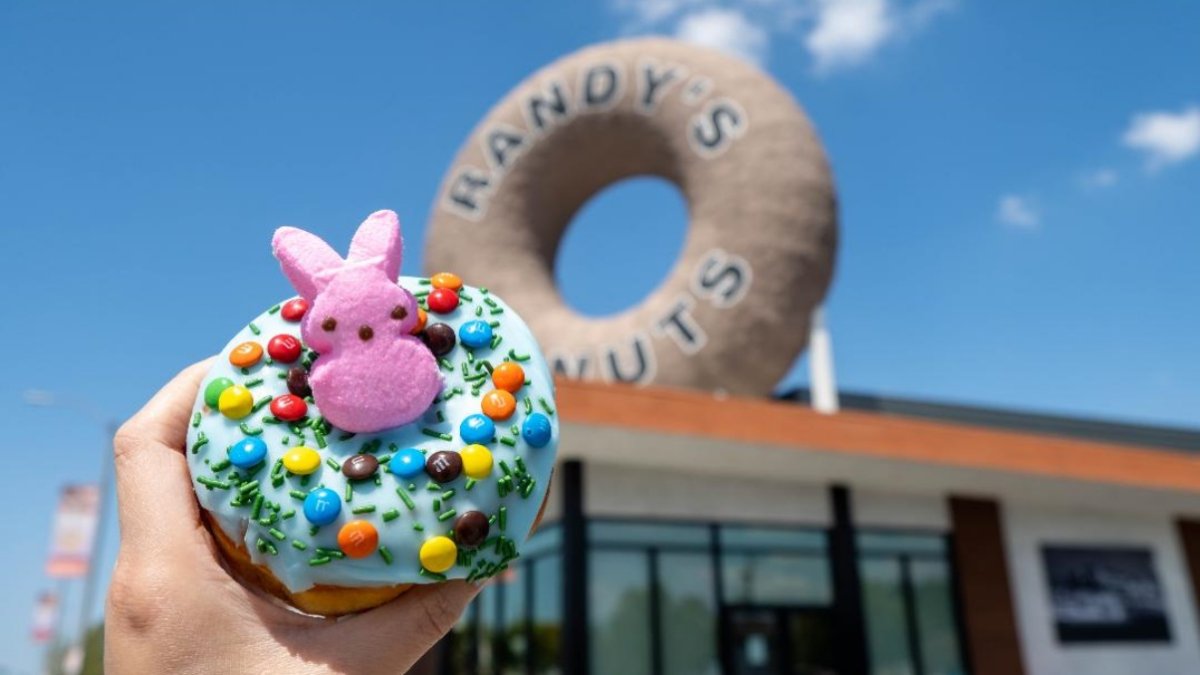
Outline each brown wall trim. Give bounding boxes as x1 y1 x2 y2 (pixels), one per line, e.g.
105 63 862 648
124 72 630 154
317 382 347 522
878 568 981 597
556 378 1200 494
949 496 1026 675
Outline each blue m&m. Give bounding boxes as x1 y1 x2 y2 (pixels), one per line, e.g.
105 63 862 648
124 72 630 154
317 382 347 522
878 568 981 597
460 414 495 444
389 448 427 479
522 413 553 448
227 437 268 468
458 320 493 349
303 487 342 526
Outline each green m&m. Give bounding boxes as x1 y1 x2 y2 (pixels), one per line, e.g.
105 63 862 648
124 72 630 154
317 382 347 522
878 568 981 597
204 377 234 408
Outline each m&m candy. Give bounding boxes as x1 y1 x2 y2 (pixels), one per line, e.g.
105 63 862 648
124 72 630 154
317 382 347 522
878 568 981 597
454 511 490 549
460 444 493 479
522 413 553 448
342 454 379 480
421 323 456 357
229 341 264 368
430 272 463 291
267 334 302 363
218 385 254 419
427 288 459 314
303 487 342 526
460 414 495 444
283 446 321 475
409 307 428 335
425 450 463 483
338 520 379 559
228 437 268 469
481 390 516 420
270 394 308 422
491 362 525 393
419 536 458 573
204 377 234 408
280 297 309 322
458 320 493 349
389 448 427 479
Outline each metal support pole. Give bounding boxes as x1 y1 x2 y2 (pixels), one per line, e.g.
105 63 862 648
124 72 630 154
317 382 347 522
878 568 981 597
809 306 840 414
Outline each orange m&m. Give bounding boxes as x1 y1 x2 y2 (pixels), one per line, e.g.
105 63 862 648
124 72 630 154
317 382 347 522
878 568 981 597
431 272 462 291
491 362 525 393
229 341 263 368
410 306 428 335
337 520 379 559
481 389 517 420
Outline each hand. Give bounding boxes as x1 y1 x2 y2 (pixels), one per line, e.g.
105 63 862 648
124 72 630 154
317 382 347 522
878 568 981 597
105 360 479 674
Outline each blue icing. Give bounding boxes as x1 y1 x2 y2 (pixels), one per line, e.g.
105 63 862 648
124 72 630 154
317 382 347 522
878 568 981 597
185 277 558 594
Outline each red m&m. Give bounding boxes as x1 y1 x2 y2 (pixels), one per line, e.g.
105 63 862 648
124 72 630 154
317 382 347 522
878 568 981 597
427 288 459 314
270 393 308 421
267 334 302 363
280 298 309 322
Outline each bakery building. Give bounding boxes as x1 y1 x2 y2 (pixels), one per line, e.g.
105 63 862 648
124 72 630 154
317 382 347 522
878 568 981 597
415 39 1200 675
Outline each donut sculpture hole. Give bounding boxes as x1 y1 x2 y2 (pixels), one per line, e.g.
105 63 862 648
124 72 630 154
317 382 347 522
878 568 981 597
426 38 838 396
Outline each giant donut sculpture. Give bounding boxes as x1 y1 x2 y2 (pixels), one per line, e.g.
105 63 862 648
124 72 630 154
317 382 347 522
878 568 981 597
426 38 837 396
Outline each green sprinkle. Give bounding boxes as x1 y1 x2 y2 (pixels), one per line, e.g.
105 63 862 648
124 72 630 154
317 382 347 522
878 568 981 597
500 437 516 447
344 483 353 502
313 428 327 449
432 499 441 511
437 509 457 522
268 303 281 314
309 525 320 536
419 568 447 580
436 410 445 423
239 422 263 436
499 506 507 531
490 335 503 350
461 362 470 377
289 489 306 500
397 489 416 511
488 320 500 328
197 477 230 490
378 454 392 464
484 297 498 308
413 523 425 532
251 494 264 519
317 548 345 559
248 322 261 335
276 372 288 379
191 412 201 428
382 509 400 522
441 489 456 500
465 478 477 491
508 350 531 362
523 397 533 414
238 480 260 496
490 307 504 315
251 396 273 413
422 428 452 441
261 415 280 424
300 474 311 487
308 556 331 566
352 505 376 514
281 509 296 519
240 367 250 375
210 458 232 473
190 432 209 454
268 528 286 541
466 350 475 363
379 546 394 565
291 540 308 551
326 457 340 471
244 377 263 388
539 397 556 415
475 305 483 317
438 358 454 371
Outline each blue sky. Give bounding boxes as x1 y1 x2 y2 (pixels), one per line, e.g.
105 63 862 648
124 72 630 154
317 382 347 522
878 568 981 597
1 1 1198 672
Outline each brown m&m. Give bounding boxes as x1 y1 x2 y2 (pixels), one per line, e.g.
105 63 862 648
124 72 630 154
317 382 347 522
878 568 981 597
421 323 456 357
425 450 463 483
454 511 490 549
286 367 311 397
342 454 379 480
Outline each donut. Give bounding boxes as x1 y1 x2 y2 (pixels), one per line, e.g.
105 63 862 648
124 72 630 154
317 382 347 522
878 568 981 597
425 38 837 396
185 210 558 616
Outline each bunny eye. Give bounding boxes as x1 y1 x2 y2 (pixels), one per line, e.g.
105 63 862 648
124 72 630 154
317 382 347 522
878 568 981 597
322 317 337 331
390 305 408 320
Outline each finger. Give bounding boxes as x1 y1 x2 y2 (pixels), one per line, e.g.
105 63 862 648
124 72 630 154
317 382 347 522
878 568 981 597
113 358 214 547
326 581 480 667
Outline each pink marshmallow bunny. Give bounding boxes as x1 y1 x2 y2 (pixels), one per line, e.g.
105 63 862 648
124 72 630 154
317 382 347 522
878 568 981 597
272 210 441 433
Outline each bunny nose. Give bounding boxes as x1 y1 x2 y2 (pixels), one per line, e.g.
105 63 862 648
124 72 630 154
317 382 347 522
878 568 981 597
358 325 374 341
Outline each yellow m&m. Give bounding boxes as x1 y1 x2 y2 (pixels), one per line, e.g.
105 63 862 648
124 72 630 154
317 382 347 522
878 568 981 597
460 444 494 479
218 385 254 419
419 536 458 573
283 446 321 475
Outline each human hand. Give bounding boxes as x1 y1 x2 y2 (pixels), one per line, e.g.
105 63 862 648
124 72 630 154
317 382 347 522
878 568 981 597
105 359 479 674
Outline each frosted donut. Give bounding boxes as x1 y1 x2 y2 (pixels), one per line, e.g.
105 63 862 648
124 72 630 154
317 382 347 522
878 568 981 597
185 211 558 616
426 38 837 396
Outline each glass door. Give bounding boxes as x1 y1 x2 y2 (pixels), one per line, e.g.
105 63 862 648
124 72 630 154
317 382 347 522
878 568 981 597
723 606 838 675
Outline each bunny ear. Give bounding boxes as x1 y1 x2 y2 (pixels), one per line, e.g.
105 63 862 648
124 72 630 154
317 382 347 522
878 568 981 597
272 226 344 300
346 210 403 280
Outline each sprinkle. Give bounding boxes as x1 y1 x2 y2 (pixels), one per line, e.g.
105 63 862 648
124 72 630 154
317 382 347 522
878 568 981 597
238 480 260 496
281 509 296 520
490 307 504 315
291 540 307 551
490 335 503 350
488 320 500 328
248 322 261 335
257 538 278 556
422 428 452 441
419 278 431 285
436 410 445 423
190 432 209 454
437 509 457 522
441 489 456 501
396 489 416 511
268 304 281 314
426 481 441 492
419 568 447 581
432 499 441 511
438 358 454 371
539 397 556 415
191 412 201 428
240 367 250 375
251 396 273 413
379 546 394 565
499 506 507 531
466 350 475 364
352 504 376 514
317 548 346 559
461 362 470 377
484 297 498 308
276 372 288 379
251 494 264 519
313 429 327 448
523 397 533 414
382 509 400 522
475 305 483 317
309 525 319 536
268 528 286 541
508 350 531 362
325 457 340 471
459 291 473 302
378 454 391 464
261 415 280 424
300 474 311 487
442 387 462 401
244 377 263 388
289 489 306 500
308 556 331 566
500 437 516 447
413 523 425 532
210 458 232 473
465 478 476 491
344 483 353 503
239 422 263 436
197 477 230 490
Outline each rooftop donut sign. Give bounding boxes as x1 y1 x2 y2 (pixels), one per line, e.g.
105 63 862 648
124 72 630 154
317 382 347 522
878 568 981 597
425 38 838 397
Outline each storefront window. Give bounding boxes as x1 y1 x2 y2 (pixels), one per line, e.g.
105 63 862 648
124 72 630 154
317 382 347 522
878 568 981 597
659 551 720 675
911 560 964 675
498 564 527 675
861 557 914 675
590 550 653 675
722 552 833 606
531 554 562 675
590 521 710 547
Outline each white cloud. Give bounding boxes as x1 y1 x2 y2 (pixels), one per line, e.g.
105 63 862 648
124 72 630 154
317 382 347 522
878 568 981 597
607 0 956 72
676 9 769 65
1079 168 1118 190
996 194 1040 229
1121 105 1200 170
